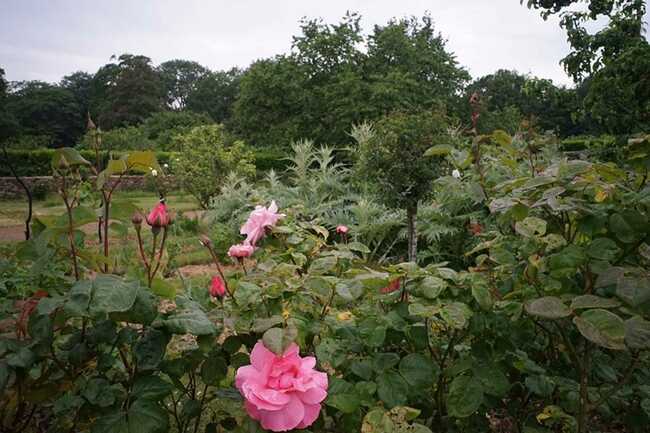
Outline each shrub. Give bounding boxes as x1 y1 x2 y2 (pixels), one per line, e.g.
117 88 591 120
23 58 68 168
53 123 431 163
171 124 255 208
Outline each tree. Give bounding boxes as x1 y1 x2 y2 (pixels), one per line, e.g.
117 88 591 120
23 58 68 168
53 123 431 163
463 70 583 136
186 69 242 123
354 111 450 261
61 71 94 116
159 59 209 110
0 67 19 142
233 57 309 147
523 0 647 81
584 40 650 133
172 125 255 208
91 54 165 129
365 15 470 115
5 81 83 147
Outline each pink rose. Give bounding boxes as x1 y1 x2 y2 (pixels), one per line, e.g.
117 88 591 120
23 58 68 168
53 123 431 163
335 225 349 234
236 341 328 432
240 201 285 246
228 243 256 259
146 201 171 228
209 275 226 298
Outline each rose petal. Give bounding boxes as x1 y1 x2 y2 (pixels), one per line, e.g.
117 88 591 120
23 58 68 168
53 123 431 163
296 403 322 429
250 341 275 371
258 394 305 432
298 386 328 405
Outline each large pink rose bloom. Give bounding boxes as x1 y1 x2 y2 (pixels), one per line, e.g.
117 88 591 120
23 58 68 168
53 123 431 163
240 201 285 246
235 341 328 432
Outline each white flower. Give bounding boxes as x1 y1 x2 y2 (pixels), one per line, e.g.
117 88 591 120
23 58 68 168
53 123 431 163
151 169 158 177
452 169 461 179
163 163 169 168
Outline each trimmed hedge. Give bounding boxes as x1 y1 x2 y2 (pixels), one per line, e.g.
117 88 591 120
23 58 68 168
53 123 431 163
1 148 290 177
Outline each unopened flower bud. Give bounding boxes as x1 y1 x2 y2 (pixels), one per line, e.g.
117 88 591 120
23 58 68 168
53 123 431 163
132 212 143 227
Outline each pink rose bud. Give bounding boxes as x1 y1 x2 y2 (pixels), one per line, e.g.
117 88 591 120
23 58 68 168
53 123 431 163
235 341 328 432
228 243 255 259
209 275 226 298
336 225 349 234
146 201 171 228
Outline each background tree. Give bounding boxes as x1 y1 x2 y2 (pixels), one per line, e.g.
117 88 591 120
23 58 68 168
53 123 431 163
0 67 19 142
93 54 165 129
365 15 470 116
5 81 83 147
159 59 209 110
186 68 242 123
171 124 255 208
60 71 94 118
524 0 647 80
233 57 309 147
354 111 450 261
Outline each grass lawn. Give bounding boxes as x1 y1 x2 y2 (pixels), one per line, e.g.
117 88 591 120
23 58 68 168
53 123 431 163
0 190 201 242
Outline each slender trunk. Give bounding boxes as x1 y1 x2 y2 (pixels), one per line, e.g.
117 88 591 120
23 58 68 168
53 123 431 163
407 204 418 262
2 146 32 240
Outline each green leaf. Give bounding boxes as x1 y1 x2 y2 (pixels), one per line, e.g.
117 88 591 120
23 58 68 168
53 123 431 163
515 217 547 238
132 375 173 401
416 276 446 299
373 353 400 373
587 238 621 261
83 378 115 407
399 354 437 388
570 295 620 310
201 354 228 385
625 316 650 349
548 245 586 278
262 326 298 356
616 272 650 307
525 375 555 397
525 297 571 320
134 330 169 371
440 302 473 329
350 360 374 380
347 241 370 254
376 371 409 408
150 278 176 299
90 275 140 315
163 301 216 335
471 283 493 310
51 147 91 171
573 309 625 350
424 144 453 157
609 213 639 244
326 393 360 414
474 364 509 397
447 375 483 418
309 256 338 275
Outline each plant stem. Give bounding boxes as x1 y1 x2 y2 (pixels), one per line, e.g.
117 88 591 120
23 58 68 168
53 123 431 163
203 242 234 299
577 343 591 433
2 145 32 241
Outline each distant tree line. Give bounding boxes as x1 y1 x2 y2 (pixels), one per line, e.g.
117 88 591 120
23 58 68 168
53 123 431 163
1 4 647 150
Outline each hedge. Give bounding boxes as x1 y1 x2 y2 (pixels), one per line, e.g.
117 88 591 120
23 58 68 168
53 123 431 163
1 148 290 177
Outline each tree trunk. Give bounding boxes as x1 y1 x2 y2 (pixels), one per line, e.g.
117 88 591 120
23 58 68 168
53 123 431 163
407 204 418 262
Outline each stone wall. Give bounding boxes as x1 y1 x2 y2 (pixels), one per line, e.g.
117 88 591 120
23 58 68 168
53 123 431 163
0 176 179 199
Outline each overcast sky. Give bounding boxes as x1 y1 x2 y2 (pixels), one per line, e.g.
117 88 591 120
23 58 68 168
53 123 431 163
1 0 646 86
